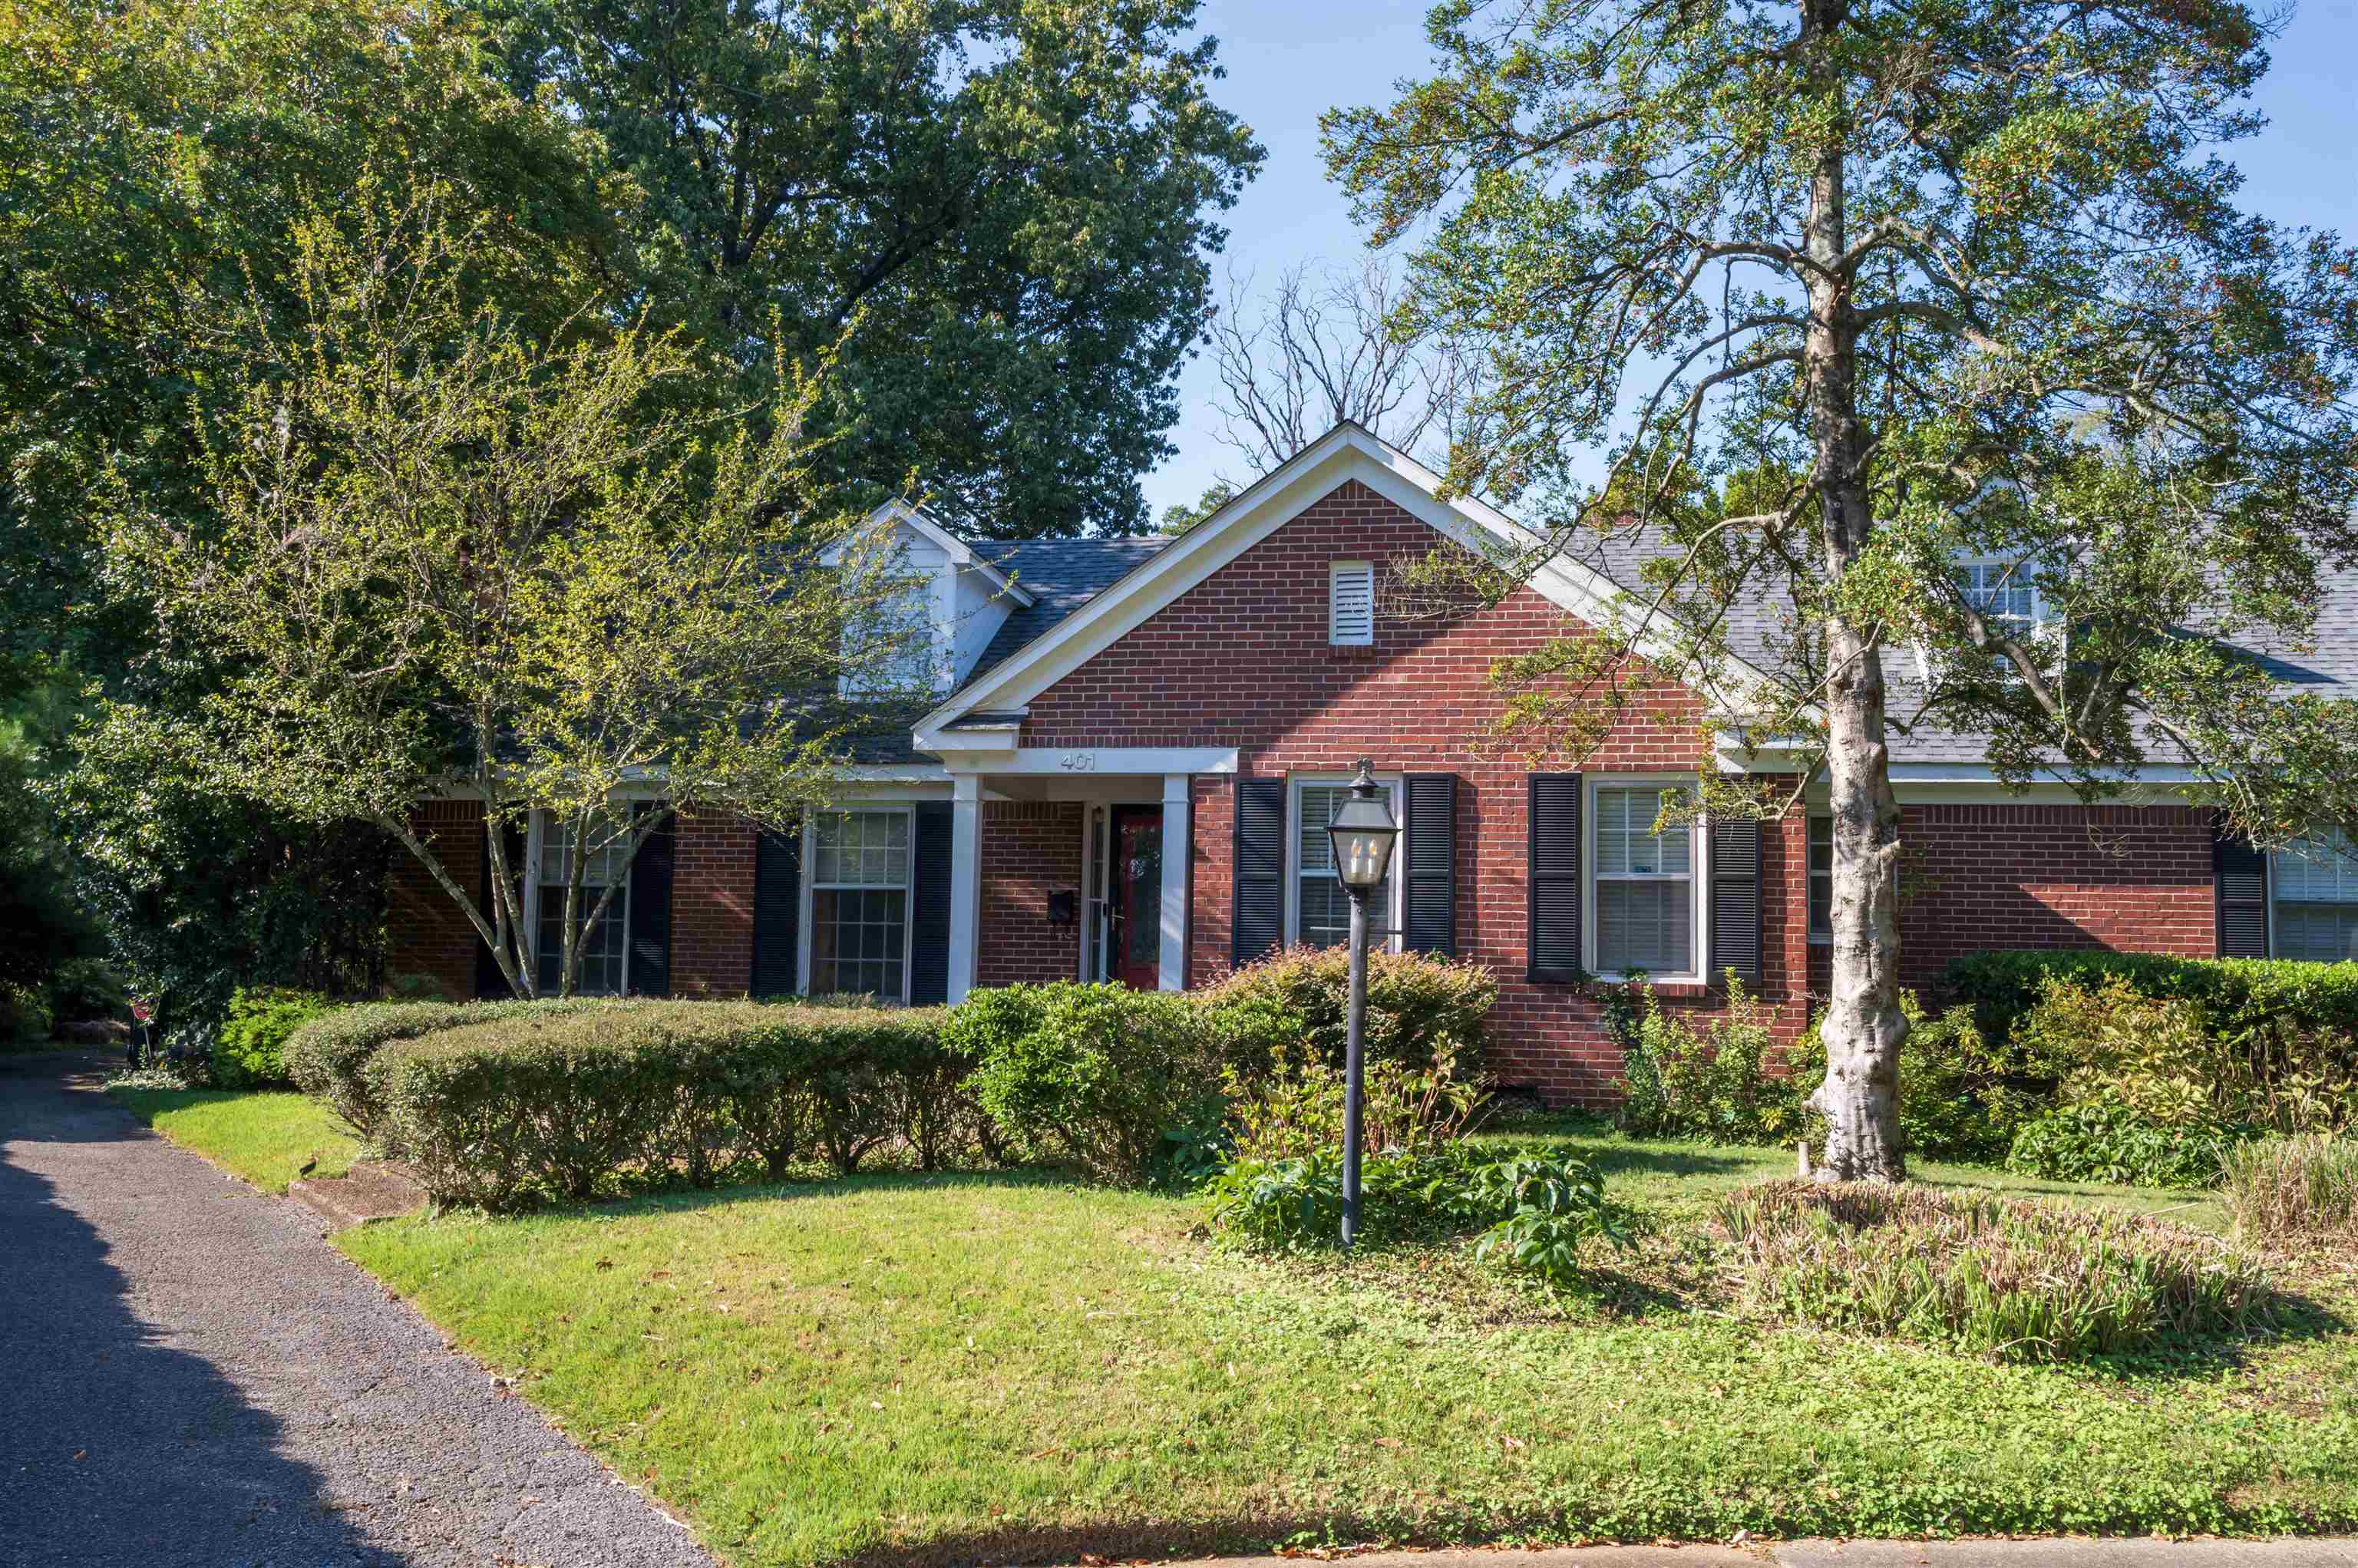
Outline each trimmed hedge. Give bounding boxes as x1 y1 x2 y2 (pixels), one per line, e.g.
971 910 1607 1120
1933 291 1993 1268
1203 945 1496 1071
948 982 1222 1187
362 1001 957 1210
285 999 609 1141
1940 950 2358 1049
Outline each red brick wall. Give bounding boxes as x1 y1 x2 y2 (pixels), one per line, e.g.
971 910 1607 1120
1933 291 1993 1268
1898 802 2215 983
1022 478 1783 1107
386 800 484 1002
979 801 1085 986
672 809 755 997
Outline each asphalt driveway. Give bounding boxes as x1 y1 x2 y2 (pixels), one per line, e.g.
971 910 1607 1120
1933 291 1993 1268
0 1049 716 1567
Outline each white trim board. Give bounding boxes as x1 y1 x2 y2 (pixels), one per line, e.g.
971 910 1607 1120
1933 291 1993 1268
912 421 1777 740
827 499 1035 606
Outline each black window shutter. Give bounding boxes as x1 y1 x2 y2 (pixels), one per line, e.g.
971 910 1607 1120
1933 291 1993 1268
909 801 954 1005
627 804 674 998
1232 778 1287 969
1402 773 1458 956
474 814 525 1000
1527 774 1583 983
750 823 803 997
2214 818 2269 959
1708 817 1763 985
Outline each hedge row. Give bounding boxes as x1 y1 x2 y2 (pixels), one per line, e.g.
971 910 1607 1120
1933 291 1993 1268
365 1002 958 1210
284 948 1500 1210
1939 950 2358 1048
286 998 612 1140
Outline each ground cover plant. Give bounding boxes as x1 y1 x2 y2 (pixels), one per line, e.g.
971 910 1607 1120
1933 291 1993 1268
2223 1136 2358 1240
1712 1180 2274 1362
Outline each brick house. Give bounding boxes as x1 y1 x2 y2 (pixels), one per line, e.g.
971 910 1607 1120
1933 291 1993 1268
383 423 2352 1106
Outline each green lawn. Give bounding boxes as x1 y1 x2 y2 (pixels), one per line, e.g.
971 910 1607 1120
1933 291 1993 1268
339 1133 2358 1568
106 1086 362 1193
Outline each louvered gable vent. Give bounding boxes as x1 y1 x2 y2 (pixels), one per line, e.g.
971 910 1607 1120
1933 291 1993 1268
1329 561 1376 645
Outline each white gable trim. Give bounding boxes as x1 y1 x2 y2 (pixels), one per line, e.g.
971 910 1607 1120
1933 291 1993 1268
913 422 1769 748
833 500 1036 607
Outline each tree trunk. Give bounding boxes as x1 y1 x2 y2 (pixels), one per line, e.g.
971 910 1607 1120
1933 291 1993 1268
1800 0 1909 1181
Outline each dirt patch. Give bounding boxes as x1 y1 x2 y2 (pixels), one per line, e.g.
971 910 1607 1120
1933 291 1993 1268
289 1159 425 1230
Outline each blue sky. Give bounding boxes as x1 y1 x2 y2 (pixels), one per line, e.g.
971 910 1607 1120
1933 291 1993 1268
1140 0 2358 518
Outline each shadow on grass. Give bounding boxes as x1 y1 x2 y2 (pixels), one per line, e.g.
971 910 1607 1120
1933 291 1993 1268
481 1163 1130 1226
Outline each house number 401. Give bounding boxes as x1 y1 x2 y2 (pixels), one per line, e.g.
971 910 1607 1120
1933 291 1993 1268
1058 751 1097 772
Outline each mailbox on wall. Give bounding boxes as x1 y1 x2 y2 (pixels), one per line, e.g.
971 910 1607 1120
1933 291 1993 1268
1047 889 1078 926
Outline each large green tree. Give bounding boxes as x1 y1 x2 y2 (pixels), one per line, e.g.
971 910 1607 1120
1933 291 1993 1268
491 0 1262 536
95 185 915 999
1329 0 2358 1177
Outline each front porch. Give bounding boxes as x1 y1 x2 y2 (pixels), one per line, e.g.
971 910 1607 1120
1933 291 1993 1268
943 747 1239 1001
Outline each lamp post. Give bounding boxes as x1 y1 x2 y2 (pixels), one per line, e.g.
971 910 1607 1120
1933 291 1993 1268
1325 758 1400 1249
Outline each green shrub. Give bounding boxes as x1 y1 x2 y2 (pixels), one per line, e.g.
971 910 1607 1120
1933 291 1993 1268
2008 973 2352 1138
1222 1035 1485 1165
365 1001 956 1210
1204 945 1496 1072
1454 1150 1633 1289
1713 1180 2275 1362
2005 1096 2246 1189
2221 1134 2358 1239
1203 1143 1628 1282
286 999 604 1141
1615 975 1808 1144
953 982 1219 1187
1943 952 2358 1124
1784 991 2033 1163
212 987 339 1088
2 982 53 1041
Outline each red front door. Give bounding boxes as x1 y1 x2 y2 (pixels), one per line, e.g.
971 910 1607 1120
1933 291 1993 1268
1109 806 1163 991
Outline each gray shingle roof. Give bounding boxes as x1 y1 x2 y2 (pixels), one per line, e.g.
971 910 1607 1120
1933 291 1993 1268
1567 527 2358 764
964 536 1172 686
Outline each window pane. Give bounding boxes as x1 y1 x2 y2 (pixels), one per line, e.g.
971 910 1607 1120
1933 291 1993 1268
1597 879 1692 974
1596 787 1690 876
811 887 908 999
1808 816 1833 937
2274 831 2358 906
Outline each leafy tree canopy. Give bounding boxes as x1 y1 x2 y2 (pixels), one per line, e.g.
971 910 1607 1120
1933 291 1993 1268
492 0 1263 536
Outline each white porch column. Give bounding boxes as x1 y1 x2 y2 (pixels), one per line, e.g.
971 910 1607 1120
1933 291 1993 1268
1158 773 1191 992
948 774 982 1003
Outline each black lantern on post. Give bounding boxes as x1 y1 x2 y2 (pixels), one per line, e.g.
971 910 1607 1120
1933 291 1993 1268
1325 758 1399 1248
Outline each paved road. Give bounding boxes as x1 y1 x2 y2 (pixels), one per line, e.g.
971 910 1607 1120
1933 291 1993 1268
0 1049 716 1568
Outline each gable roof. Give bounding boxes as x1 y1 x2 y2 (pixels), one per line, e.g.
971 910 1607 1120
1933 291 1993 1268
916 422 1774 748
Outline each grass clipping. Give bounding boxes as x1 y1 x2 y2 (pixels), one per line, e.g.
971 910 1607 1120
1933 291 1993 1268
1713 1180 2273 1362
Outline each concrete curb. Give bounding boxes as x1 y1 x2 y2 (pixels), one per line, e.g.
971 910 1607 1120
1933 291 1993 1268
1150 1542 2358 1568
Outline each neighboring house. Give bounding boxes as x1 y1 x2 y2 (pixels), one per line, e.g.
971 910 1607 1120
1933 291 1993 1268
384 423 2358 1106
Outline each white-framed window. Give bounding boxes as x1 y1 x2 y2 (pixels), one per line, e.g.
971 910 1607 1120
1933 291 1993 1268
533 811 631 996
1329 561 1376 645
2272 829 2358 962
804 808 915 1001
1808 814 1833 942
1953 557 2041 632
1589 779 1702 980
1289 774 1402 950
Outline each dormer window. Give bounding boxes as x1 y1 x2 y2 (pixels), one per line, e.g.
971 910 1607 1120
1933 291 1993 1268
1953 558 2040 635
1329 561 1376 645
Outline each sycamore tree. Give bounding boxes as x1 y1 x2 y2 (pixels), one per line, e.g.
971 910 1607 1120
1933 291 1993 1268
93 184 917 999
1328 0 2358 1178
